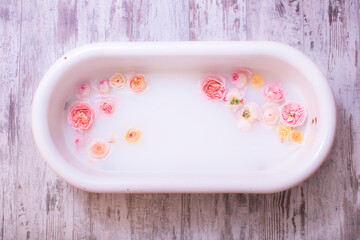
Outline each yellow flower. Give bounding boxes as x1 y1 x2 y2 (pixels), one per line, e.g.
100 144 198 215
277 124 291 143
250 74 264 88
290 130 303 143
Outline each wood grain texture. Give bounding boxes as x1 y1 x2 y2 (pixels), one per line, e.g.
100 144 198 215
0 0 359 239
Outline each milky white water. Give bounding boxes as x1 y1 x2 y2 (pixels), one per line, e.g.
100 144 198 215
63 69 307 173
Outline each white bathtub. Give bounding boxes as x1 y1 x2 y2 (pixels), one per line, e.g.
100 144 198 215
32 42 336 193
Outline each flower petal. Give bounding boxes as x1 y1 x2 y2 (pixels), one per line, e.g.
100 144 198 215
237 117 252 131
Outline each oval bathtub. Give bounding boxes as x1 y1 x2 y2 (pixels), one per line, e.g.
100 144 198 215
32 42 336 193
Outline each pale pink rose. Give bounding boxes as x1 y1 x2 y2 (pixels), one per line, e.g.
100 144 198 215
75 82 91 98
201 75 227 101
280 101 307 127
232 68 252 89
95 78 111 94
262 103 280 125
67 102 94 130
225 89 245 112
262 81 285 103
236 102 262 131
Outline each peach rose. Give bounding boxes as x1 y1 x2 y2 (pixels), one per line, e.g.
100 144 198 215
262 81 285 103
232 68 252 88
88 139 111 160
280 101 307 127
75 82 91 98
201 75 226 101
124 128 142 143
109 73 126 88
67 102 94 130
129 74 147 93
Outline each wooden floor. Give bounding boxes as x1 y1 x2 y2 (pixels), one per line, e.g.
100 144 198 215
1 0 359 239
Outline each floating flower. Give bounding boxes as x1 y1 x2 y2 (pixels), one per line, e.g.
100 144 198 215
124 128 142 143
290 130 304 143
129 74 147 93
232 68 252 88
75 82 91 98
95 78 111 94
262 81 285 103
201 75 226 101
236 102 261 131
88 139 111 160
280 101 307 127
250 74 264 88
277 124 291 143
98 98 116 115
262 103 280 125
109 73 126 88
67 102 94 130
225 89 245 111
74 134 89 151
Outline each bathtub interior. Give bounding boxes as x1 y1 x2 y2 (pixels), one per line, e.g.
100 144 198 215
46 51 324 181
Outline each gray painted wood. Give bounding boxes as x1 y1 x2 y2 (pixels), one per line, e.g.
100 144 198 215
0 0 359 239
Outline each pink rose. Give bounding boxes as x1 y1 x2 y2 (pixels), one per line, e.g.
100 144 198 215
262 81 285 103
67 102 94 130
232 68 252 89
98 98 116 115
201 75 226 101
280 101 307 127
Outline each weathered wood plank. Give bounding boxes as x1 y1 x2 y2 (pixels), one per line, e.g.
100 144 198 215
0 0 21 238
13 0 77 239
302 0 360 239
